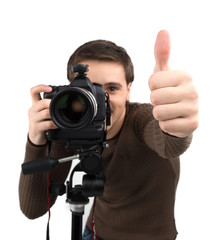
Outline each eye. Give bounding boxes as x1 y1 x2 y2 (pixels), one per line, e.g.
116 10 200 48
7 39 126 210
104 83 121 94
108 86 117 92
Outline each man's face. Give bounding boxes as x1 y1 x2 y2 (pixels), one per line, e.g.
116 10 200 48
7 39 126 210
79 60 131 139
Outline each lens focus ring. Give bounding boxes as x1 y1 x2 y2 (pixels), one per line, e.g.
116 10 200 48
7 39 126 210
50 87 98 129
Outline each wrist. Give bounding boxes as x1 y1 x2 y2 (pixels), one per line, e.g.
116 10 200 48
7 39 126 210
28 132 47 146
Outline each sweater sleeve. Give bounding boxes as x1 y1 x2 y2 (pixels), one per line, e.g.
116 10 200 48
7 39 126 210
143 118 192 158
19 137 72 219
133 103 192 158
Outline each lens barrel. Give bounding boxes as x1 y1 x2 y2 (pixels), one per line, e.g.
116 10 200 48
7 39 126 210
50 87 97 129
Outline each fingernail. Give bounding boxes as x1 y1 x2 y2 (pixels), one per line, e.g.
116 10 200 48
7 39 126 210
45 85 52 91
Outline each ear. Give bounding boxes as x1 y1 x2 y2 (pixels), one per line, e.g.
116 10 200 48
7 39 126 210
127 82 132 101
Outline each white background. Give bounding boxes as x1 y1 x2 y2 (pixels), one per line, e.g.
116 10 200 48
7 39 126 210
0 0 211 239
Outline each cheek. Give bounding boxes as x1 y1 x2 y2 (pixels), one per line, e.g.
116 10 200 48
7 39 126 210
108 96 117 109
109 97 126 112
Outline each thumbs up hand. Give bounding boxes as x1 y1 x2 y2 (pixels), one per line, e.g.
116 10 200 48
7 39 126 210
149 30 199 138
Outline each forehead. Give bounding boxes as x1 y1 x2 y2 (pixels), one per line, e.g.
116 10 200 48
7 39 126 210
79 60 126 86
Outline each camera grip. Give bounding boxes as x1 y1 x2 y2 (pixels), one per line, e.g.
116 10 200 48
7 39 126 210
22 157 59 175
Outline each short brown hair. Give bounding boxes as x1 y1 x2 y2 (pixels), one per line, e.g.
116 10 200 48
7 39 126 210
67 40 134 85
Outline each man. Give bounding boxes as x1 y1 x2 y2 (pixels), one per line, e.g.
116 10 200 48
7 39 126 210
19 30 199 240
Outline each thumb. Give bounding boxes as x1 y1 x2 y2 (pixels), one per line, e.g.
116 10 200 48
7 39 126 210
154 30 171 73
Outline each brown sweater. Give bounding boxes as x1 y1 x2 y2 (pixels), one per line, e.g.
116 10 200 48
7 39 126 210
19 103 192 240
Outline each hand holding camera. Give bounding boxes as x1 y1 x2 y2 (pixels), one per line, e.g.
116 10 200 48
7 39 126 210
28 84 58 145
28 64 111 147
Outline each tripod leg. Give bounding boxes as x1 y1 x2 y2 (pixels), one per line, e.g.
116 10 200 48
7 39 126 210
71 212 83 240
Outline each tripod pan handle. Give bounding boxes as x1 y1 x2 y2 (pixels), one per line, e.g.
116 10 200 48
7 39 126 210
22 157 59 175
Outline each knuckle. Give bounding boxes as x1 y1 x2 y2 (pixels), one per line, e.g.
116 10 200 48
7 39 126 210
188 88 199 101
44 110 51 121
184 102 198 116
30 87 35 96
190 116 199 131
180 71 193 84
150 92 157 105
44 109 50 118
28 107 33 118
153 106 162 120
28 108 31 116
39 99 50 109
148 74 157 90
191 104 199 115
43 120 56 130
159 120 167 132
30 84 40 94
42 121 51 131
43 98 51 106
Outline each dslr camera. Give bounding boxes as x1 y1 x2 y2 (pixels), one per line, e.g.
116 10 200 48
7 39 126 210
44 64 111 150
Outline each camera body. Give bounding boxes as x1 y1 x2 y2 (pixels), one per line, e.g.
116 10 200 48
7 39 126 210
44 64 110 148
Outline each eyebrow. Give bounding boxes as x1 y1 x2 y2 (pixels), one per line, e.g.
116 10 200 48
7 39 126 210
103 82 123 88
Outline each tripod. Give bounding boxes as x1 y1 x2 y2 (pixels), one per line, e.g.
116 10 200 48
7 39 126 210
22 147 105 240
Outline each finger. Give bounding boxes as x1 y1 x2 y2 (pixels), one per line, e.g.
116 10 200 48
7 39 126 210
149 70 191 91
154 30 171 73
150 87 182 106
37 120 58 131
30 84 52 105
153 102 196 121
30 99 51 113
159 116 199 138
29 120 58 143
29 108 51 123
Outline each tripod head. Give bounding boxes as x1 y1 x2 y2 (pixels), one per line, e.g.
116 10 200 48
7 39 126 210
22 143 105 199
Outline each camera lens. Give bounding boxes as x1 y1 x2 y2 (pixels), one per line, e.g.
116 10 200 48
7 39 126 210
50 88 97 129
